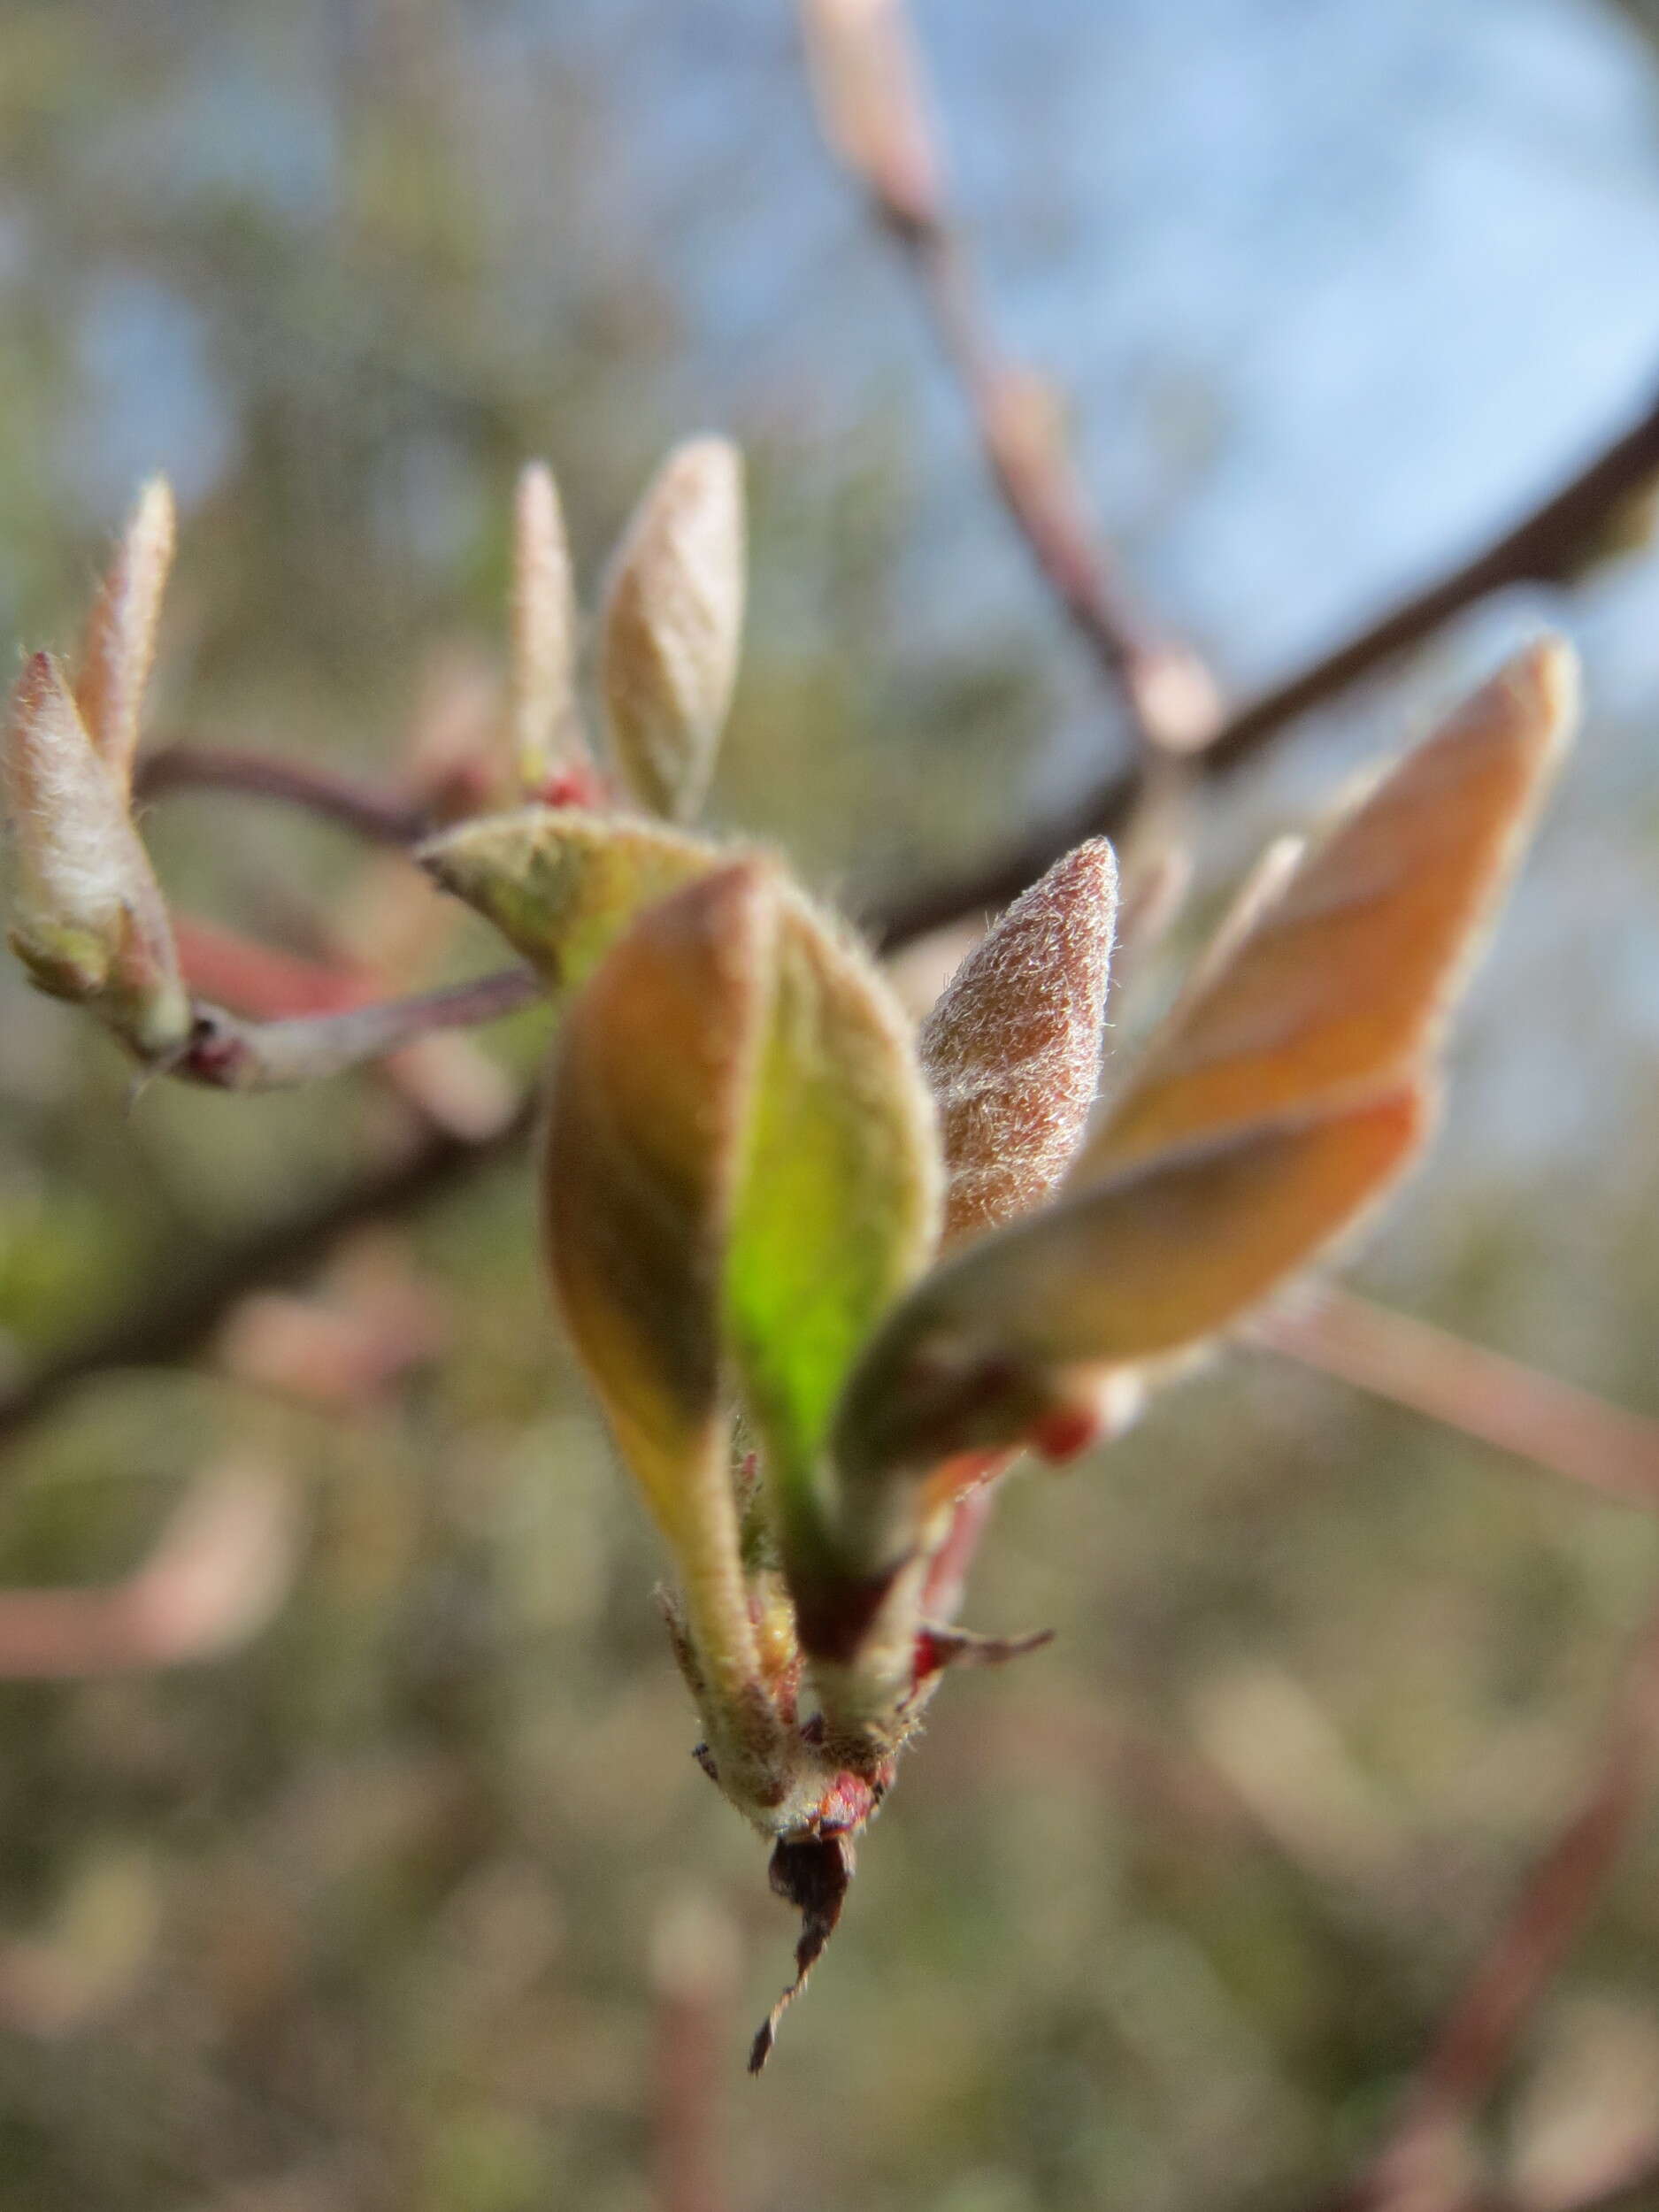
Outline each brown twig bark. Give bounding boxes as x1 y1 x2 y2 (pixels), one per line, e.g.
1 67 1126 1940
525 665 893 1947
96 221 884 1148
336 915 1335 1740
1250 1287 1659 1512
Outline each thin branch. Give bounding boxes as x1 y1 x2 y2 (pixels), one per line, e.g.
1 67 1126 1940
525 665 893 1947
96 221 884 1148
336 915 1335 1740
1331 1601 1659 2212
134 741 432 846
901 220 1224 756
649 1894 735 2212
1250 1286 1659 1512
177 964 541 1089
0 1103 533 1455
0 1462 297 1677
803 0 1221 758
874 376 1659 949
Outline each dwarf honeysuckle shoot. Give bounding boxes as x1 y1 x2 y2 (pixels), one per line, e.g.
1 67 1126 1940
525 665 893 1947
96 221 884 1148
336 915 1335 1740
2 447 1578 2070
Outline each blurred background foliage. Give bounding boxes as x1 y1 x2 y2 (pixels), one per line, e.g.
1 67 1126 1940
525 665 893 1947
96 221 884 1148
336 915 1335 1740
3 4 1659 2208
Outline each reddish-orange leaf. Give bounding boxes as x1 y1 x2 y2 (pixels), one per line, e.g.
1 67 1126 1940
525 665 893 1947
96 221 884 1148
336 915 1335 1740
1086 640 1575 1174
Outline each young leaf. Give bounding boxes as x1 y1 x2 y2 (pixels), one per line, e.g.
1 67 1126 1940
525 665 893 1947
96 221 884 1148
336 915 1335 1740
919 838 1117 1242
827 639 1578 1561
3 652 189 1060
74 475 175 800
541 862 776 1747
417 808 717 988
1088 640 1577 1173
510 460 589 795
725 887 942 1571
599 438 745 821
832 1086 1432 1534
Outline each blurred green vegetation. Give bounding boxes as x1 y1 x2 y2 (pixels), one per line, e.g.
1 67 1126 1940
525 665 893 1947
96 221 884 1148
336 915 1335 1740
3 6 1659 2212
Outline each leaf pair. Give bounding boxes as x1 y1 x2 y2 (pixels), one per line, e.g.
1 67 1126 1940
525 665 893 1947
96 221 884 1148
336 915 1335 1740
830 641 1578 1544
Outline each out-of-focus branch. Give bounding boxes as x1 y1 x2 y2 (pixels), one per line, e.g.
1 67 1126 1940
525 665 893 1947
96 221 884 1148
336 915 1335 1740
1323 1602 1659 2212
1540 2145 1659 2212
0 1462 297 1677
649 1893 735 2212
875 375 1659 948
0 1102 533 1455
1250 1287 1659 1512
801 0 1222 760
134 741 432 845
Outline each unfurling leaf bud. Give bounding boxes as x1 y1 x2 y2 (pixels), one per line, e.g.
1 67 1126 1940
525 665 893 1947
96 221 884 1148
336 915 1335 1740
510 461 589 796
919 838 1116 1243
417 807 718 987
541 863 781 1783
828 640 1578 1539
599 438 745 822
74 475 176 800
3 652 188 1059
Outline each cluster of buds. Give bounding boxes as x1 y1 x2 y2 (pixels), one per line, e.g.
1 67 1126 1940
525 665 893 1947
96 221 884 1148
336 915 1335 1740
419 442 1578 2061
4 437 1579 2069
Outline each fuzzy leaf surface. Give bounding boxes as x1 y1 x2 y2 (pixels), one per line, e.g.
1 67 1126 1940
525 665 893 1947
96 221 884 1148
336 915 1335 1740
920 838 1116 1242
418 809 717 988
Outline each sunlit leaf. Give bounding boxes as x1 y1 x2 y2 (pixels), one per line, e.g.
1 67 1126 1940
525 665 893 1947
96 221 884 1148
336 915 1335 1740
1087 640 1577 1173
418 807 717 987
726 887 942 1568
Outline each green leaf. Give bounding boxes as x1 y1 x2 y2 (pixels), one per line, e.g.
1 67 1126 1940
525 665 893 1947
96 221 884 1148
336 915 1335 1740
417 808 718 988
725 887 941 1569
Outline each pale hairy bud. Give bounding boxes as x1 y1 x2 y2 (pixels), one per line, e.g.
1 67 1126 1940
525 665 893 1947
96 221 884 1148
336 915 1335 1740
510 460 588 794
599 438 746 823
3 651 188 1058
799 0 943 234
919 839 1117 1243
74 475 175 799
